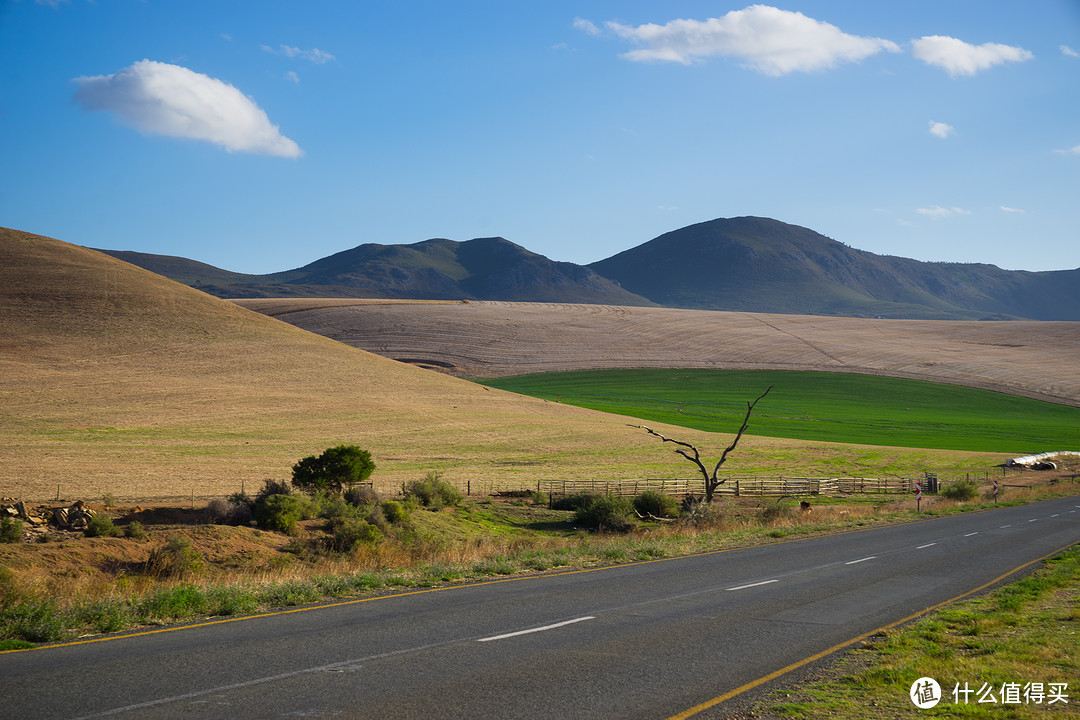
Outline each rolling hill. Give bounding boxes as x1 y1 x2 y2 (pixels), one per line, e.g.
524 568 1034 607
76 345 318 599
0 227 683 501
101 217 1080 321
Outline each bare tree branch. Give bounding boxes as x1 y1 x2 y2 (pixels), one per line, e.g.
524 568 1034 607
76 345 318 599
631 385 773 502
628 425 708 483
711 385 773 478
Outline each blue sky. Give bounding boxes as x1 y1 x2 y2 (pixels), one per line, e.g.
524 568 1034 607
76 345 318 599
2 1 1078 274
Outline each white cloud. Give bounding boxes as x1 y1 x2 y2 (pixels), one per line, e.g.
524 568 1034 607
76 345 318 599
262 44 336 64
928 121 955 139
911 35 1033 77
602 5 900 75
284 70 300 84
1055 144 1080 155
916 205 971 218
1000 206 1026 214
1062 45 1079 58
72 60 303 158
573 18 602 37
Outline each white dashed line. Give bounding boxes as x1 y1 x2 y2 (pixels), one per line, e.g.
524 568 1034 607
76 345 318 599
1028 519 1038 523
845 556 876 565
916 543 936 549
1000 525 1012 528
477 616 595 643
1051 514 1060 518
964 532 979 537
726 579 779 592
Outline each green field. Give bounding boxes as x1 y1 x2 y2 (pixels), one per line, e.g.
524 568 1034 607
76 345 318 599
478 369 1080 453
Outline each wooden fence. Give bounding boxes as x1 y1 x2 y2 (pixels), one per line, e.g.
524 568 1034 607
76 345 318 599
537 478 694 499
519 467 1029 500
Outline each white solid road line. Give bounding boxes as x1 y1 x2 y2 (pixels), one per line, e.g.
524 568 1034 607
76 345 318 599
845 556 876 565
477 616 596 643
725 579 779 592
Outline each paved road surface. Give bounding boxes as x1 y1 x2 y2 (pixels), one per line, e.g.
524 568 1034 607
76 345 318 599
2 496 1078 720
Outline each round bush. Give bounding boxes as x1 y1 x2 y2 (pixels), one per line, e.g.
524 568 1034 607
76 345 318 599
255 494 308 534
574 495 635 532
941 480 980 502
404 473 462 509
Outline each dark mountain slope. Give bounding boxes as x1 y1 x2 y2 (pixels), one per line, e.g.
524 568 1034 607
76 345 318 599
99 237 655 306
588 217 1080 320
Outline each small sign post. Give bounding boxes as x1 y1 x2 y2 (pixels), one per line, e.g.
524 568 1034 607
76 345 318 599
915 480 922 512
993 480 999 503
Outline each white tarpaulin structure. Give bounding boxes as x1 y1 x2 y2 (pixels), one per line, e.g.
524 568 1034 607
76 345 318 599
1006 451 1080 468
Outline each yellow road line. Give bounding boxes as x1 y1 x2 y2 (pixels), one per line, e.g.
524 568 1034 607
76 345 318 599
664 539 1080 720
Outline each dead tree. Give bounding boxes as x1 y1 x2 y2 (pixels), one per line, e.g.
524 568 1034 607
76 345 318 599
631 385 773 503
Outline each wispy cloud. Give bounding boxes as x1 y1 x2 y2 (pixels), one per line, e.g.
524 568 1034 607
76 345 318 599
572 18 601 37
1000 206 1026 214
261 45 336 64
72 60 302 158
1062 45 1079 58
595 5 900 76
929 121 955 139
284 71 300 84
1054 144 1080 155
916 205 971 218
911 35 1033 77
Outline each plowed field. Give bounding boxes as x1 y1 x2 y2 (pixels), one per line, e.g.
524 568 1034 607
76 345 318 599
237 299 1080 407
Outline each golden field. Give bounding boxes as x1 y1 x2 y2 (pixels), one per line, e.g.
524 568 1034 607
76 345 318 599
1 228 1052 502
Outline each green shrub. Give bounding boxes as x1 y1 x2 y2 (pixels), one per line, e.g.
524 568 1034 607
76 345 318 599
292 445 375 495
941 479 980 502
144 536 203 579
551 492 601 511
254 479 291 504
380 500 409 524
84 513 121 538
327 517 381 552
0 517 23 543
633 491 680 519
124 520 146 540
530 491 549 506
403 472 463 509
1 600 69 643
574 495 635 532
255 494 309 534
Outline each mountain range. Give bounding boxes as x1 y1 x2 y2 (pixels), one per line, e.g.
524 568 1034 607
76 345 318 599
98 217 1080 321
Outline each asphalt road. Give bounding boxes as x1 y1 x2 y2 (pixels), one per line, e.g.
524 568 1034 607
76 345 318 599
2 496 1078 720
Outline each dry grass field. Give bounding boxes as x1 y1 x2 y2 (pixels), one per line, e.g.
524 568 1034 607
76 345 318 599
236 298 1080 406
0 228 1040 503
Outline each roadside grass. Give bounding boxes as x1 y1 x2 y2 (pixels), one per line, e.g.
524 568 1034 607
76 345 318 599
477 369 1080 453
1 479 1076 650
760 545 1080 719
